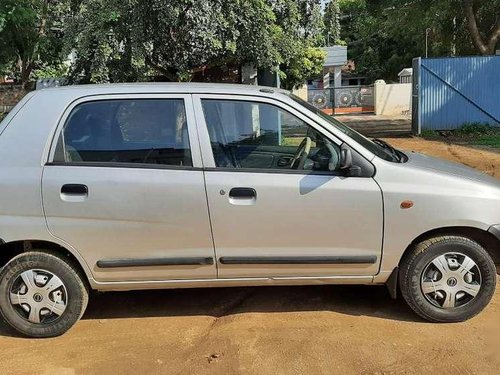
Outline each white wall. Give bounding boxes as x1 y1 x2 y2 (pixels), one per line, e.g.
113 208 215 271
374 81 412 116
292 84 308 100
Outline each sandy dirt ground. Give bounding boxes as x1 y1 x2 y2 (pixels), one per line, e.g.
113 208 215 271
0 138 499 375
386 137 500 178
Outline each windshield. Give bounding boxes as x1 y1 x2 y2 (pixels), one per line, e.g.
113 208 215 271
287 94 402 162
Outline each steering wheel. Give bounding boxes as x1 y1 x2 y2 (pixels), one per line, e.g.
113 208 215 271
290 137 312 170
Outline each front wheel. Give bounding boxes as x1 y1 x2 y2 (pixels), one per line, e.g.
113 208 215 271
399 236 497 323
0 251 88 337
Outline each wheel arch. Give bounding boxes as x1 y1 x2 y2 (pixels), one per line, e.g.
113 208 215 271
0 239 93 288
401 226 500 271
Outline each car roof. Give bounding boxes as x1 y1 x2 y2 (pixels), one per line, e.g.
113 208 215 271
37 82 290 97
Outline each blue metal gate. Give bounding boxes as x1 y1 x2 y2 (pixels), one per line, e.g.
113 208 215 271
413 56 500 133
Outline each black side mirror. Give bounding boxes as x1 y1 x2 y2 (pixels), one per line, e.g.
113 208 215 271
340 144 362 177
340 144 353 170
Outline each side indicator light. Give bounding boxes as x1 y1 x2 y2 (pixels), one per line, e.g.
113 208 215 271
400 200 414 209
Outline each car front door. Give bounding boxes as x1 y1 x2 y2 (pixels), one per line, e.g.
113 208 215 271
193 94 383 279
42 94 216 282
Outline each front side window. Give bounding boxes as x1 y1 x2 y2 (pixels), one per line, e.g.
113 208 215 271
54 99 192 166
202 99 340 172
287 94 404 162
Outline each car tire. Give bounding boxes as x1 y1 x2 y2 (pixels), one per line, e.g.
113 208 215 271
0 251 88 337
399 235 496 323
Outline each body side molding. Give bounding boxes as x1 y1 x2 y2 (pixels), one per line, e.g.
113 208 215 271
218 256 377 265
96 257 214 269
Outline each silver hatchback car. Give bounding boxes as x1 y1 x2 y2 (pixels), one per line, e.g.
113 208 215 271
0 83 499 337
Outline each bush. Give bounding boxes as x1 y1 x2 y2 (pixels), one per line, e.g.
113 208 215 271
420 129 438 138
456 122 492 135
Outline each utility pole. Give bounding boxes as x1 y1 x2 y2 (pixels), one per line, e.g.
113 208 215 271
425 28 432 58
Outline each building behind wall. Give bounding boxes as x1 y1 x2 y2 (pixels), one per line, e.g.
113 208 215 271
307 46 347 90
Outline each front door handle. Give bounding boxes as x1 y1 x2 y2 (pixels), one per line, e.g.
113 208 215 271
229 187 256 199
61 184 88 196
228 188 257 206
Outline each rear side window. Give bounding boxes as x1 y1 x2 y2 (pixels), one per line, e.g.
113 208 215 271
54 99 192 167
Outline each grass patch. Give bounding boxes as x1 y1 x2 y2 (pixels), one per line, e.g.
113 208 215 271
474 135 500 148
420 122 500 149
420 129 439 138
455 122 492 135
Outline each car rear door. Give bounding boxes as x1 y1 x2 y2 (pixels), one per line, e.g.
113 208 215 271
193 94 383 279
42 94 217 282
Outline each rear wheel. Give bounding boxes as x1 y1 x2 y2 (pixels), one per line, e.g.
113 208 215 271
0 251 88 337
399 236 496 322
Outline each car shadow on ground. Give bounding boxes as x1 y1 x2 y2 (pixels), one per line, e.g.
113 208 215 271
0 285 425 338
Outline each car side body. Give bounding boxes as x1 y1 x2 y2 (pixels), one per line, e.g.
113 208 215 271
0 84 499 336
0 84 499 290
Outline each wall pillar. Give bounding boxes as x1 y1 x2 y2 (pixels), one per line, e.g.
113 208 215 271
374 79 386 115
333 66 342 88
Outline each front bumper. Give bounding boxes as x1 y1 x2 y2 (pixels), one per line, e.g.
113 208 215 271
487 225 500 274
488 224 500 242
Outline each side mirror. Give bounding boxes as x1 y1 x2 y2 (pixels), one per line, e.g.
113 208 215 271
340 144 362 177
340 144 353 170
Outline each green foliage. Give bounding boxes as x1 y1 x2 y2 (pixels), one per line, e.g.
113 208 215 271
280 47 326 90
63 0 326 88
474 135 500 148
32 63 69 79
456 123 500 148
420 129 439 138
421 122 500 149
339 0 500 83
323 1 341 45
456 122 493 135
0 0 68 86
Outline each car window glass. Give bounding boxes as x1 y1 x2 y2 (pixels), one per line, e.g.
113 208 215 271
287 93 400 162
201 99 340 172
54 99 192 166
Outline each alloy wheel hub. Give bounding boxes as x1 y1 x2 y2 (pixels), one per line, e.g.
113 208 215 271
421 253 482 309
9 269 68 324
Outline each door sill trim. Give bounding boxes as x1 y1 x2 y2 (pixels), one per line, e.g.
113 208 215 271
90 275 375 291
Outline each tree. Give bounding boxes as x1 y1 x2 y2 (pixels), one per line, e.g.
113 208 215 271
338 0 500 83
0 0 67 87
279 46 326 89
463 0 500 55
64 0 326 88
271 0 326 89
323 0 342 46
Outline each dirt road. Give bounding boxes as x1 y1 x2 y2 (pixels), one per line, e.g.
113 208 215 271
1 138 499 375
386 137 500 178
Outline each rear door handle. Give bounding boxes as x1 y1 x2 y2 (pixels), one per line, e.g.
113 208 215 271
61 184 88 196
229 187 256 199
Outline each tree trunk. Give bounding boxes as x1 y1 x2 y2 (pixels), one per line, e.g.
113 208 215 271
20 59 33 89
463 0 500 55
